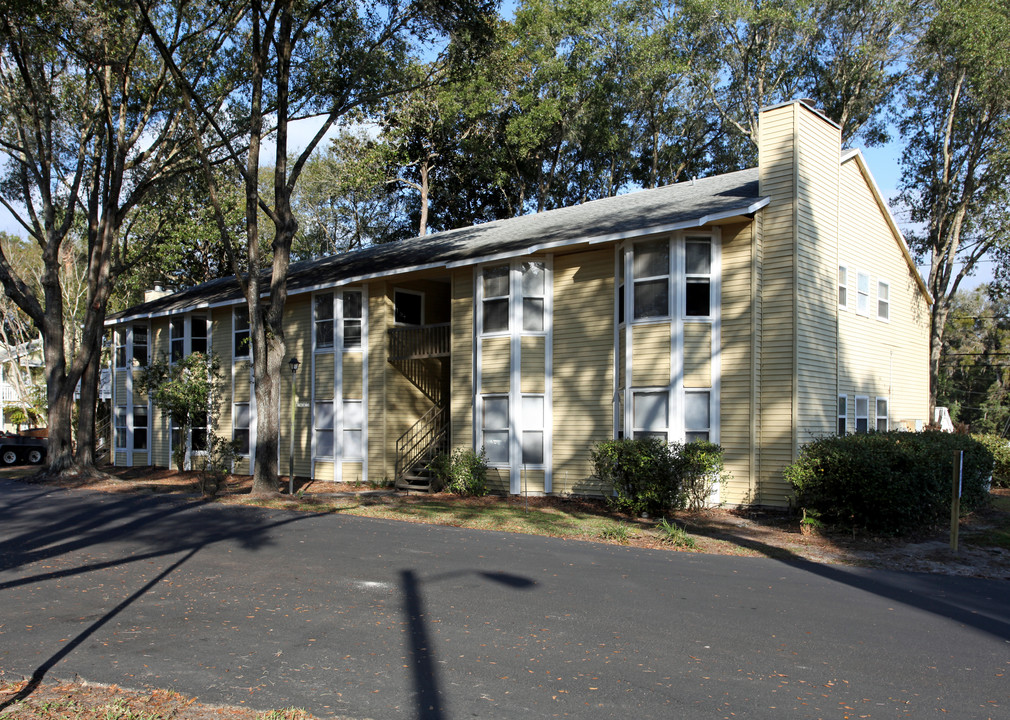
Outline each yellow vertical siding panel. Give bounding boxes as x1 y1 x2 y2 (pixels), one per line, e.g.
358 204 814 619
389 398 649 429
521 336 546 393
631 323 670 386
343 353 363 397
682 324 711 388
314 353 335 398
451 269 474 450
481 337 510 393
552 248 613 496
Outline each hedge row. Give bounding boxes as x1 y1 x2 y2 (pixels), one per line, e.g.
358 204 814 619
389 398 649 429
785 431 992 535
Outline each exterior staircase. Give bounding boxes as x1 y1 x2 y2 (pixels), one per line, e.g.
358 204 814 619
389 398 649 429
388 323 450 492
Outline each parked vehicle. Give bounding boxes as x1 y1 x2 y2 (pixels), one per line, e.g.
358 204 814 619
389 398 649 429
0 433 47 465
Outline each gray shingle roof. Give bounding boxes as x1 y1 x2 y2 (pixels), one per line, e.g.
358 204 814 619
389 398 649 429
108 167 765 323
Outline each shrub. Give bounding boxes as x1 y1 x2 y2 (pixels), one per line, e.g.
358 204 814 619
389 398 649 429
681 441 729 511
429 448 489 497
972 433 1010 488
591 438 684 516
785 430 992 535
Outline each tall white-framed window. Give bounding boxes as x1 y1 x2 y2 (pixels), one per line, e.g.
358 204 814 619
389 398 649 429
233 403 250 456
191 411 208 453
684 391 711 442
877 281 890 321
315 292 335 350
632 239 670 320
170 317 185 361
394 289 424 326
481 395 509 465
521 261 546 332
132 325 148 366
481 265 510 334
343 399 363 459
875 397 889 432
191 315 208 355
684 237 712 318
314 400 334 458
234 307 250 358
838 395 848 435
521 395 545 465
855 396 869 433
114 406 127 449
114 330 127 369
133 406 148 451
856 273 870 317
343 291 363 349
632 389 669 440
838 266 849 309
617 248 626 325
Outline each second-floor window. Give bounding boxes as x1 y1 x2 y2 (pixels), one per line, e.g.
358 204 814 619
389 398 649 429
234 307 250 358
315 293 334 349
132 325 148 366
633 240 669 320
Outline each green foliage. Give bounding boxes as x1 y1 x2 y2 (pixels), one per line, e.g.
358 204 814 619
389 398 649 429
680 440 730 511
598 523 635 542
591 437 683 516
972 433 1010 488
785 431 993 535
136 352 222 471
656 518 697 548
197 435 242 497
429 448 489 497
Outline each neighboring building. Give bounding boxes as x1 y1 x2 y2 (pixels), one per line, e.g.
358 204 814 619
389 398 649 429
0 338 44 433
105 101 931 506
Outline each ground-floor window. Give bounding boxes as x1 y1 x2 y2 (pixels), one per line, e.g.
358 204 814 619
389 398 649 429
234 403 250 455
684 391 710 442
343 400 363 459
314 401 334 458
838 395 847 435
133 406 148 451
521 395 544 465
632 390 668 440
875 397 888 432
481 395 509 464
115 406 127 449
855 396 869 433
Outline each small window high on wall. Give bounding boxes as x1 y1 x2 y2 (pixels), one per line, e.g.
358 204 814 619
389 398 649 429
684 238 711 317
315 293 334 349
633 240 669 320
343 291 362 349
482 266 509 333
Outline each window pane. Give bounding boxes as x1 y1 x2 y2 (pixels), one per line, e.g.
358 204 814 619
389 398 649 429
685 278 710 316
315 401 334 428
483 265 509 297
633 240 668 278
522 395 544 429
521 262 545 296
838 396 847 415
314 294 334 321
343 429 363 458
343 291 362 319
633 278 669 319
316 320 334 348
633 391 668 431
343 319 362 348
133 326 148 366
483 430 509 464
234 307 249 331
192 429 208 452
191 317 208 355
343 400 363 428
234 429 250 455
483 298 508 332
523 298 544 332
856 418 868 433
838 417 846 435
685 431 709 443
522 431 544 465
484 397 508 429
316 429 334 457
684 392 710 430
855 397 868 416
685 240 711 274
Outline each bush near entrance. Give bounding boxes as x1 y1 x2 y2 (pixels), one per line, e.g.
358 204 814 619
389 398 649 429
785 430 992 535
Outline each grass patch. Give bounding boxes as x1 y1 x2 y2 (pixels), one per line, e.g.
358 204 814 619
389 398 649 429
656 518 697 548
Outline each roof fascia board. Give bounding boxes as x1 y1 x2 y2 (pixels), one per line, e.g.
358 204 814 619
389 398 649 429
842 150 932 304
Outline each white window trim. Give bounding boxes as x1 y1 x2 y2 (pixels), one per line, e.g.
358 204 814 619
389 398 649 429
856 272 871 317
838 265 850 310
855 395 869 433
877 280 890 322
875 397 889 432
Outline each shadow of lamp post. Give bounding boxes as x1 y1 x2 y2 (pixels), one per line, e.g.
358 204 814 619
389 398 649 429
288 356 300 495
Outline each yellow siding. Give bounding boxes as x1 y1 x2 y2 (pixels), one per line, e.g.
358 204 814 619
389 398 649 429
683 324 711 388
451 269 474 450
521 336 546 393
233 361 251 401
481 337 510 393
315 353 335 398
342 462 364 484
631 323 670 387
115 373 127 401
211 308 232 450
553 248 613 496
279 295 313 478
314 461 335 482
837 159 930 429
486 466 509 494
343 353 363 397
517 469 545 495
233 458 251 475
720 221 756 505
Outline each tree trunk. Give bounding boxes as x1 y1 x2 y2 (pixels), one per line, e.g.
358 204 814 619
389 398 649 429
73 338 102 469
